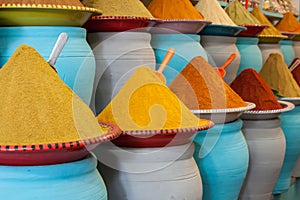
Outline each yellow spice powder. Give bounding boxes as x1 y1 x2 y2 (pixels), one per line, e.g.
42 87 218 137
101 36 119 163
225 0 261 25
97 66 211 131
81 0 153 17
275 12 300 33
195 0 236 26
1 0 84 6
259 53 300 97
251 7 284 37
147 0 204 20
0 44 106 145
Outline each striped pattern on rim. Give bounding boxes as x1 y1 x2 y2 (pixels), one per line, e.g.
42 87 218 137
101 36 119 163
0 122 121 152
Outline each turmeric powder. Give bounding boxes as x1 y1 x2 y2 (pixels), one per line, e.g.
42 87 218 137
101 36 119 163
147 0 204 20
251 7 285 37
97 66 212 131
169 56 247 110
0 45 106 145
275 12 300 33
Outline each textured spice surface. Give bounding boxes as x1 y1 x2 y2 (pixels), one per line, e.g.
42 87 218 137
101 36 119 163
0 45 105 145
225 0 261 25
231 68 282 110
1 0 84 6
81 0 153 17
97 66 211 131
275 12 300 33
168 56 247 110
259 53 300 97
147 0 204 20
194 0 236 26
251 7 284 37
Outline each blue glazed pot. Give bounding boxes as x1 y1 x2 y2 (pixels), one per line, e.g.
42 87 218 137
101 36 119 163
0 153 107 199
193 119 249 200
150 34 208 85
0 26 95 105
279 40 295 66
274 105 300 194
236 37 263 75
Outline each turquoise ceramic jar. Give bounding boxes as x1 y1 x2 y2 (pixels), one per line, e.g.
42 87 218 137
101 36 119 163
0 26 95 105
236 37 263 75
151 34 208 85
279 39 295 66
193 119 249 200
0 153 107 199
274 105 300 194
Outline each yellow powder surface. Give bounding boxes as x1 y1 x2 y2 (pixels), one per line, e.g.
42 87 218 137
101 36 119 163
194 0 236 26
0 45 106 145
81 0 153 17
225 0 261 25
147 0 204 20
1 0 84 6
97 66 211 131
259 53 300 97
251 7 284 37
168 56 247 110
275 12 300 33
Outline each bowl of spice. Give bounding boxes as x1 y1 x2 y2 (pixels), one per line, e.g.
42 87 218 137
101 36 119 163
81 0 161 32
0 44 122 166
97 66 214 148
275 12 300 40
0 0 101 26
168 56 251 124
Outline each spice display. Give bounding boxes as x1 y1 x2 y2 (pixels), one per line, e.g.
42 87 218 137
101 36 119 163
81 0 153 17
194 0 237 26
231 68 283 110
1 0 84 6
275 12 300 33
97 66 211 131
0 45 105 145
251 7 284 37
168 56 247 110
225 0 261 25
259 53 300 97
147 0 204 20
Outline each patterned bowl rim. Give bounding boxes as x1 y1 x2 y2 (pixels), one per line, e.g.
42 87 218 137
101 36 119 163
243 100 295 114
191 102 256 114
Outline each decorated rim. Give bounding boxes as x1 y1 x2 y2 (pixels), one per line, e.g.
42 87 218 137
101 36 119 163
121 121 214 136
0 122 121 152
0 3 102 14
281 31 298 39
91 15 161 21
191 102 256 114
160 19 211 23
243 100 295 114
258 34 288 39
239 24 269 28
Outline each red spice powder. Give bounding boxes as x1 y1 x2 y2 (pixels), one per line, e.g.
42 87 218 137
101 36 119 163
230 68 283 110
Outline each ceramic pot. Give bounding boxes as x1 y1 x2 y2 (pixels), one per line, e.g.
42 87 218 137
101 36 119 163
240 118 286 200
94 142 203 200
200 35 241 84
258 43 283 65
236 37 263 75
87 32 155 114
0 26 95 105
151 33 208 85
0 153 107 199
279 40 295 66
292 158 300 178
273 105 300 194
193 119 249 200
292 41 300 59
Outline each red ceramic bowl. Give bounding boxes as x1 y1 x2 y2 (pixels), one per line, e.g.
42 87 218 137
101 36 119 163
111 121 214 148
83 16 161 32
0 122 121 166
237 24 269 37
